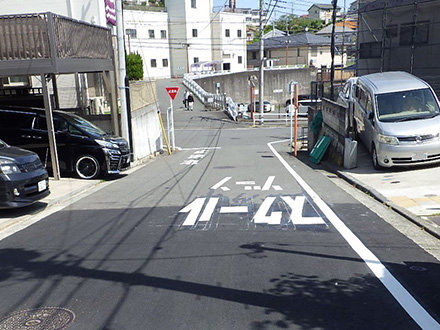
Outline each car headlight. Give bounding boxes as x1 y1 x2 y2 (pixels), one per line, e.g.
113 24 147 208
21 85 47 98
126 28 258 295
0 158 21 174
95 139 119 149
378 134 399 145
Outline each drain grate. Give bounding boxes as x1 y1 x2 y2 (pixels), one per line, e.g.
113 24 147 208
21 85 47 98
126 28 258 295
0 307 75 330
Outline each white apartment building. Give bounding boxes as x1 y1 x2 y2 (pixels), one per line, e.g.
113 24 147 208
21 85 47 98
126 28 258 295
123 10 171 79
166 0 214 77
211 12 247 72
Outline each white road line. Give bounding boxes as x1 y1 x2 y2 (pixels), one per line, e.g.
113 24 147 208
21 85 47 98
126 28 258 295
268 139 440 329
236 181 256 185
211 177 232 190
178 147 221 151
273 185 283 191
219 206 248 213
179 198 205 227
262 176 275 191
281 196 326 225
200 198 219 222
253 197 282 224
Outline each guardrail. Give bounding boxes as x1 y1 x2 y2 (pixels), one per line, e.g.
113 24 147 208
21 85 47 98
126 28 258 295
183 74 238 121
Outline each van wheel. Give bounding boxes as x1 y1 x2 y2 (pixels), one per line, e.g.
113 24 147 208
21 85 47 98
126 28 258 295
75 155 100 179
371 145 382 170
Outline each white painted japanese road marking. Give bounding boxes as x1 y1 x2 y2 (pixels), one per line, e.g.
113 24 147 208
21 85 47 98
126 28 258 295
199 198 219 222
211 177 232 190
281 196 326 225
179 198 205 226
253 197 282 225
220 206 248 213
268 139 440 330
262 176 275 191
236 181 256 185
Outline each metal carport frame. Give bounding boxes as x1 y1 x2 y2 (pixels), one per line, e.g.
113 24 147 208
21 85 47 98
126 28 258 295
0 12 119 179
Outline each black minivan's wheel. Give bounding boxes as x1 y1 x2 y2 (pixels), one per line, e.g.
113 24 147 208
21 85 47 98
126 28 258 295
371 145 382 170
75 155 100 179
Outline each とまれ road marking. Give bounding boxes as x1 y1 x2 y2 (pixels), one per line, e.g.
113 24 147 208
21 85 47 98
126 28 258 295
268 139 440 330
211 176 283 192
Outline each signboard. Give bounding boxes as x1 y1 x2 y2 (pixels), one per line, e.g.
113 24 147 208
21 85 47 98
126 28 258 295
105 0 116 26
165 87 180 100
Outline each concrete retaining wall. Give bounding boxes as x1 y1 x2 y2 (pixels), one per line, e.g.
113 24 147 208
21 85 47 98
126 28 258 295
193 68 318 107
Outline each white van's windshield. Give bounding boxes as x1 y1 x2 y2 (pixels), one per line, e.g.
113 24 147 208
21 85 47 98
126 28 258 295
376 88 440 122
68 114 108 137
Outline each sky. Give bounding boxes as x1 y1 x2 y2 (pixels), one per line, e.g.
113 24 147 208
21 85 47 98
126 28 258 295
213 0 345 18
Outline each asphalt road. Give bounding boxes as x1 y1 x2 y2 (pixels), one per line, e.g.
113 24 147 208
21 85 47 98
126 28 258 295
0 83 440 329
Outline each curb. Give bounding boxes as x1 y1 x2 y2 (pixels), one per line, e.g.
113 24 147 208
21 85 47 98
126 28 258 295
323 161 440 241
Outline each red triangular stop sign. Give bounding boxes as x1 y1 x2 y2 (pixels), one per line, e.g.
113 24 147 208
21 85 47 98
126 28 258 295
165 87 180 101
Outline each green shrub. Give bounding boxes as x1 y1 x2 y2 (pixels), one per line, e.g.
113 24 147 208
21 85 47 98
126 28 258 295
126 52 144 80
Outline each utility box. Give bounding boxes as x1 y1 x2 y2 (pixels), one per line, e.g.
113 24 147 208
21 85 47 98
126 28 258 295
343 138 357 169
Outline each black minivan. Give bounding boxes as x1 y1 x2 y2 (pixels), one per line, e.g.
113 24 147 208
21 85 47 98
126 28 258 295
0 138 50 208
0 107 130 179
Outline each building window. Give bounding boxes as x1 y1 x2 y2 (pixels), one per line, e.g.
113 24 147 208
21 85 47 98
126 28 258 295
192 29 198 37
252 52 257 60
311 46 317 56
161 30 167 39
359 42 381 58
162 59 169 67
238 56 242 64
194 57 199 63
297 49 300 57
385 25 398 38
126 28 137 39
191 0 196 8
237 29 242 38
151 59 157 68
400 21 429 46
225 29 230 37
1 76 30 87
149 30 155 38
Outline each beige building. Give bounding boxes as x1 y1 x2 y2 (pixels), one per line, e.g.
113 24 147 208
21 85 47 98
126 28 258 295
308 3 342 24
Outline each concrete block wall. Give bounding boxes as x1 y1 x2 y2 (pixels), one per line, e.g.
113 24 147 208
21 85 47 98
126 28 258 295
320 99 350 166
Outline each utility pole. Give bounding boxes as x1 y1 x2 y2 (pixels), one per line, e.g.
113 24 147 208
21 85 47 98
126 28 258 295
116 0 130 141
330 0 338 100
258 0 264 118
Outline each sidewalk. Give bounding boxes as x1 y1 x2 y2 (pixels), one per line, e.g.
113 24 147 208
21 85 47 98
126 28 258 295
323 142 440 240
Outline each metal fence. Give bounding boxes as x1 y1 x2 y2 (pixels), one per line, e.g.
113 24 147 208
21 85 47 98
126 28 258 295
0 12 112 61
183 74 239 121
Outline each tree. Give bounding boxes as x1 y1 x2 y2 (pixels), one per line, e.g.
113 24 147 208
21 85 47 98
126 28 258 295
274 15 324 34
126 52 143 81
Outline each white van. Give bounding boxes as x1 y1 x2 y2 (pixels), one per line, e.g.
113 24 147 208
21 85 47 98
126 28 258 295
351 71 440 169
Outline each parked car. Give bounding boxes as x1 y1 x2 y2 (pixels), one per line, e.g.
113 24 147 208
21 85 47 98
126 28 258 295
344 71 440 169
0 107 130 179
249 101 272 113
285 96 321 117
337 77 358 109
0 138 50 208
